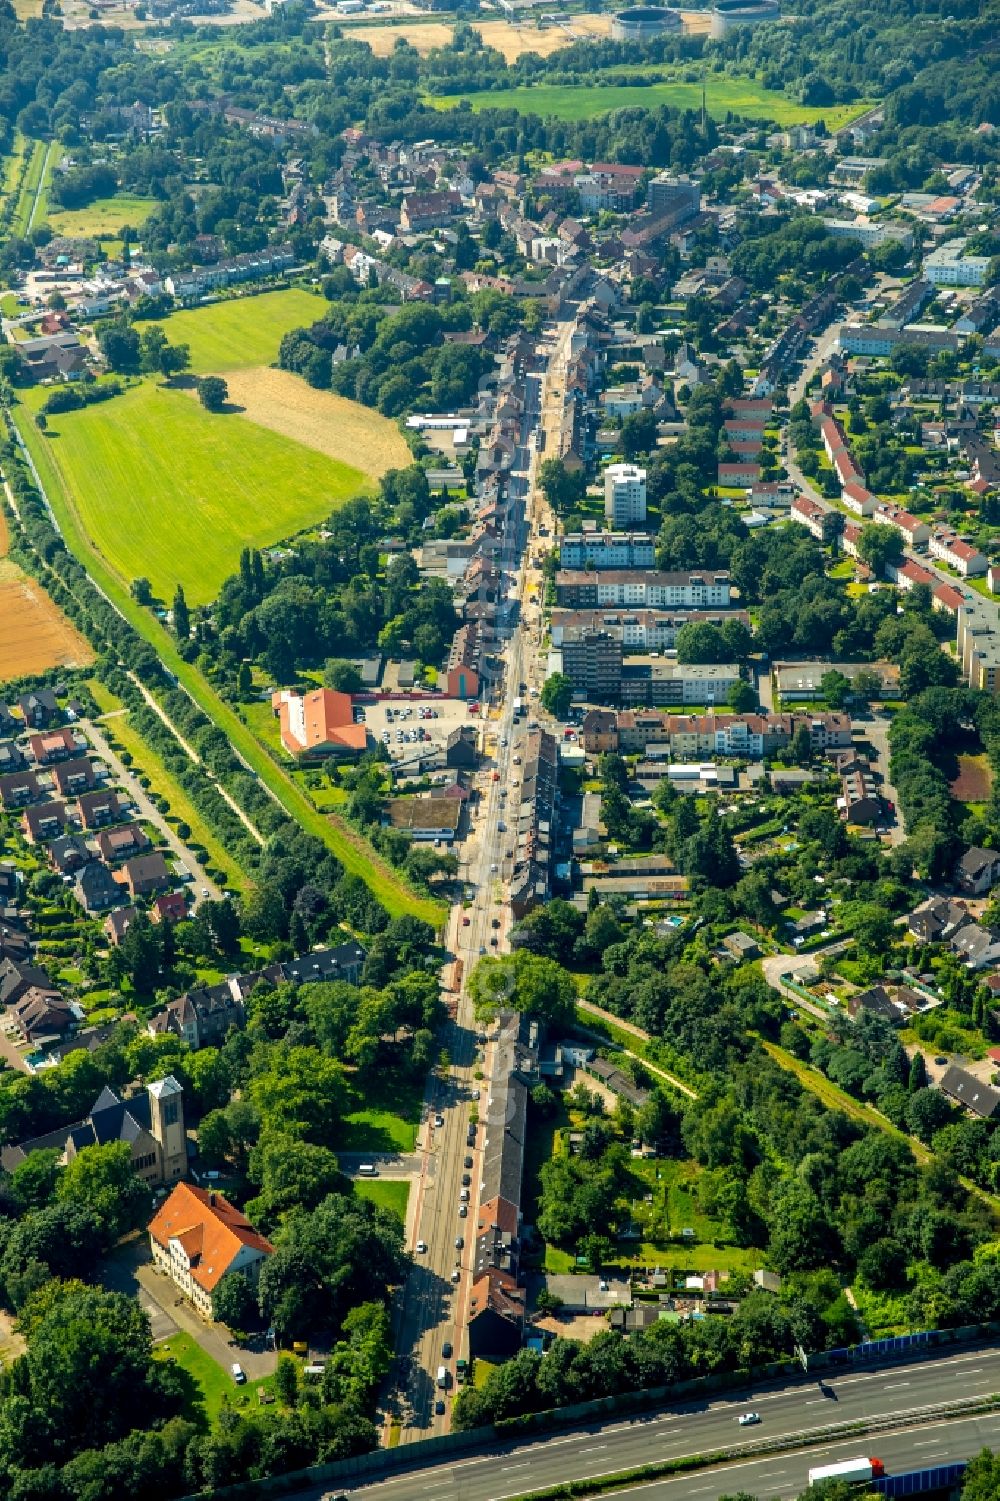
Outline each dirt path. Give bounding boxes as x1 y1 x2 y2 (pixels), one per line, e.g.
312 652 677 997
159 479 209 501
576 997 699 1100
128 675 266 846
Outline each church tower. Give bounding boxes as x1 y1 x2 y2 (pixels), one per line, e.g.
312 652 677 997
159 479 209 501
148 1075 187 1182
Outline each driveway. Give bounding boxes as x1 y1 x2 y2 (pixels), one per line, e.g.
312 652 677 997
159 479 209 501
101 1237 276 1378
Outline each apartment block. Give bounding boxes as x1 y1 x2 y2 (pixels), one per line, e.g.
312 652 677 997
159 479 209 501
604 463 647 527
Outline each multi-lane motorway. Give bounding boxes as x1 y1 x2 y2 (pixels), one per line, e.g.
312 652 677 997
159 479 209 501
310 1344 1000 1500
387 323 566 1439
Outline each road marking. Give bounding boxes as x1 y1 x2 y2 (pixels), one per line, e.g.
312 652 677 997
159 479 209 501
578 1445 607 1453
883 1381 910 1390
500 1463 529 1472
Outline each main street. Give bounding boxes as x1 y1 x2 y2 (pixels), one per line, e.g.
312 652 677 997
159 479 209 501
387 320 572 1440
309 1343 1000 1501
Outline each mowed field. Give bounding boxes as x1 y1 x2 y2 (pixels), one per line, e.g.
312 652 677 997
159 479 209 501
163 288 329 374
45 194 158 240
34 382 371 605
431 76 871 129
0 560 94 679
218 367 412 478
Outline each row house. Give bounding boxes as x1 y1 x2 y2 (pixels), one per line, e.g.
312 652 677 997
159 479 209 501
839 757 883 825
509 729 559 921
558 532 656 570
873 504 931 546
791 495 840 544
718 460 760 486
841 521 862 558
928 530 988 578
581 709 852 758
842 480 878 516
28 728 82 765
550 608 751 654
399 189 463 232
555 570 731 610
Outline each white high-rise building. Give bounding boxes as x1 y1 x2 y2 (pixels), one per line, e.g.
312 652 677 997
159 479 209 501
604 463 647 526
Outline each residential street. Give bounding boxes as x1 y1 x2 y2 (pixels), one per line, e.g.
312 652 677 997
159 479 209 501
85 716 223 904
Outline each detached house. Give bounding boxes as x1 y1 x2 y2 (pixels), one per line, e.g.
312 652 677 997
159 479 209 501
955 846 1000 896
149 1182 274 1320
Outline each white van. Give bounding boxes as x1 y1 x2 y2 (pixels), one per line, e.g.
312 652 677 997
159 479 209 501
436 1365 448 1389
357 1163 378 1176
231 1363 246 1384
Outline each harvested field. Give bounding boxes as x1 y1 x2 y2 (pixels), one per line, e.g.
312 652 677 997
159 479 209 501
0 562 94 679
218 367 412 480
950 754 993 804
344 12 613 59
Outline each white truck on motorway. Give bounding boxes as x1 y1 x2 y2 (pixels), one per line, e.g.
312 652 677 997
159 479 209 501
808 1456 885 1485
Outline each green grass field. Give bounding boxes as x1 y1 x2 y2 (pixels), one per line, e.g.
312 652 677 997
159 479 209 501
156 1332 271 1426
45 193 157 240
354 1178 410 1222
429 76 872 128
14 406 446 927
10 139 47 239
32 380 370 605
164 289 329 374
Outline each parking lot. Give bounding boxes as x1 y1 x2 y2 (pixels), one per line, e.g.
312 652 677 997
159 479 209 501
358 696 479 766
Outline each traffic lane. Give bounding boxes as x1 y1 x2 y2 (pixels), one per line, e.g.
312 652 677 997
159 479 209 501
581 1412 1000 1501
346 1407 1000 1501
346 1346 1000 1499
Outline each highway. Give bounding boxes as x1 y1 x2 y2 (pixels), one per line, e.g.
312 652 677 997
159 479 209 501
386 321 570 1439
306 1344 1000 1500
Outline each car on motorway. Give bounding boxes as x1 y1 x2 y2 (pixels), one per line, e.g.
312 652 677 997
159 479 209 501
434 1113 445 1128
490 863 498 873
462 916 471 926
738 1412 761 1426
497 821 507 832
491 917 501 929
416 1240 427 1253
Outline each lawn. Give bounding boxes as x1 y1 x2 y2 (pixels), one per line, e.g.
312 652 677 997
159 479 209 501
88 677 250 892
340 1072 424 1153
29 380 371 605
46 193 157 240
354 1178 410 1223
429 76 872 129
163 288 329 374
13 405 445 928
155 1331 269 1427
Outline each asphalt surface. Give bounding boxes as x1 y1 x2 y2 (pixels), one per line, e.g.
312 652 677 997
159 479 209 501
388 324 569 1440
335 1345 1000 1501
